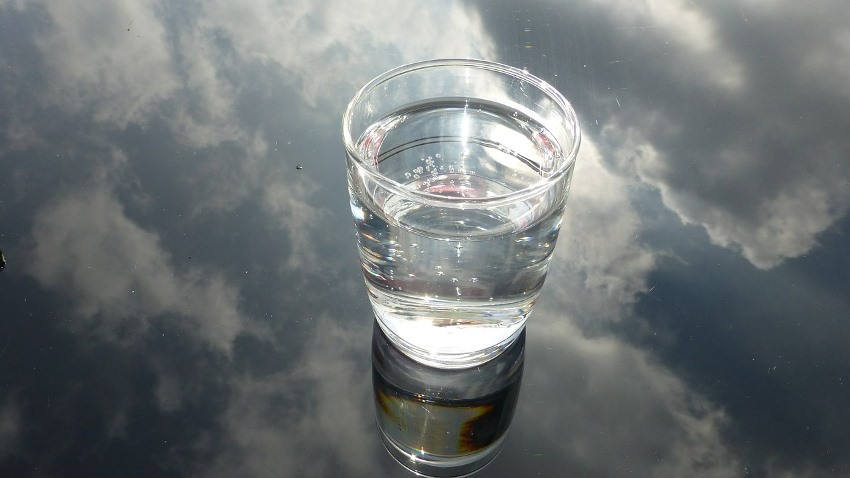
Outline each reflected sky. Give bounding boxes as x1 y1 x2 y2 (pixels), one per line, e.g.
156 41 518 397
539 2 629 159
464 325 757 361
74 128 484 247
1 0 848 477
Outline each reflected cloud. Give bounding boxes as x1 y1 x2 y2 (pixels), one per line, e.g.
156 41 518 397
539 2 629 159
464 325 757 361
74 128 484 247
7 0 505 442
15 0 502 276
464 2 850 472
262 176 330 270
0 398 20 460
590 0 744 89
201 319 379 477
26 177 258 354
512 320 739 477
8 0 844 475
504 137 737 475
603 124 850 269
473 0 850 270
29 0 496 144
546 138 655 326
585 1 850 269
188 0 497 108
34 0 179 129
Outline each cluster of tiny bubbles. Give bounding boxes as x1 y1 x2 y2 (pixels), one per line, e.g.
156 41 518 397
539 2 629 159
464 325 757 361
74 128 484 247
420 154 441 177
412 165 424 179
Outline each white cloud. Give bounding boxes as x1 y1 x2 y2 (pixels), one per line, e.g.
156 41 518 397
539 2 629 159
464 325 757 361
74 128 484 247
34 0 180 128
517 139 736 476
602 115 850 269
26 178 257 354
543 138 655 324
516 320 740 477
202 320 377 477
262 178 330 270
588 0 744 90
31 0 497 143
191 0 498 107
22 0 502 278
583 1 850 270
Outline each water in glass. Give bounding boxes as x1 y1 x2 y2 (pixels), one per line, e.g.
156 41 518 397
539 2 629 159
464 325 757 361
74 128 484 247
348 98 570 368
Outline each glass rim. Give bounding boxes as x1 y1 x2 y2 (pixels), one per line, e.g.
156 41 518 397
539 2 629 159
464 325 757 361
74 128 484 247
342 58 581 207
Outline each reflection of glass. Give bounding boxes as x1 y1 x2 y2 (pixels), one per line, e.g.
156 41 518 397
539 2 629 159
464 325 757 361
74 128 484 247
345 59 580 369
372 321 524 477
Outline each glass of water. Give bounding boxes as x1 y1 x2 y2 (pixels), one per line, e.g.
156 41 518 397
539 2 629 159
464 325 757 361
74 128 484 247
344 59 580 369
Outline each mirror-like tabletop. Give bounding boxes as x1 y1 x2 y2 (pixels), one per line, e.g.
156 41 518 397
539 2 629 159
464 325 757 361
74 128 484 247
1 1 848 476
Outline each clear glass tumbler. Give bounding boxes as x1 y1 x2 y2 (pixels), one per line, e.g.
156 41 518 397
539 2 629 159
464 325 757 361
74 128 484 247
344 59 580 369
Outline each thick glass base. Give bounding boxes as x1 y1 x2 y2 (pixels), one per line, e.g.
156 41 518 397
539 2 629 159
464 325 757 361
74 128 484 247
374 310 527 369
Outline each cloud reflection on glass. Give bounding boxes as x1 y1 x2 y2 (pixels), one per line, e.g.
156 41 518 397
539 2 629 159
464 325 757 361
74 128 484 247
372 323 523 477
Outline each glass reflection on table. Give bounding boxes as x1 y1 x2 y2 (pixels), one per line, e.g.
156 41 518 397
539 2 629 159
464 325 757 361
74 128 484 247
371 322 524 477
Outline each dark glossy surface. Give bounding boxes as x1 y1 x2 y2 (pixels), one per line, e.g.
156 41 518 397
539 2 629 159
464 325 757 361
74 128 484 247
1 1 849 476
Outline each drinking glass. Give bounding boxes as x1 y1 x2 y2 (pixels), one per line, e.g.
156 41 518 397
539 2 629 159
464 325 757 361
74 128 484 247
344 59 580 368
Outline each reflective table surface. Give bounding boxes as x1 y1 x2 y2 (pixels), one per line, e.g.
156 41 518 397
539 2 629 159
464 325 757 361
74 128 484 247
1 1 849 476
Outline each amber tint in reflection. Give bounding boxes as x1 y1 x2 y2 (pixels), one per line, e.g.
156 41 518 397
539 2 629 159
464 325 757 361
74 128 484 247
371 322 524 477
